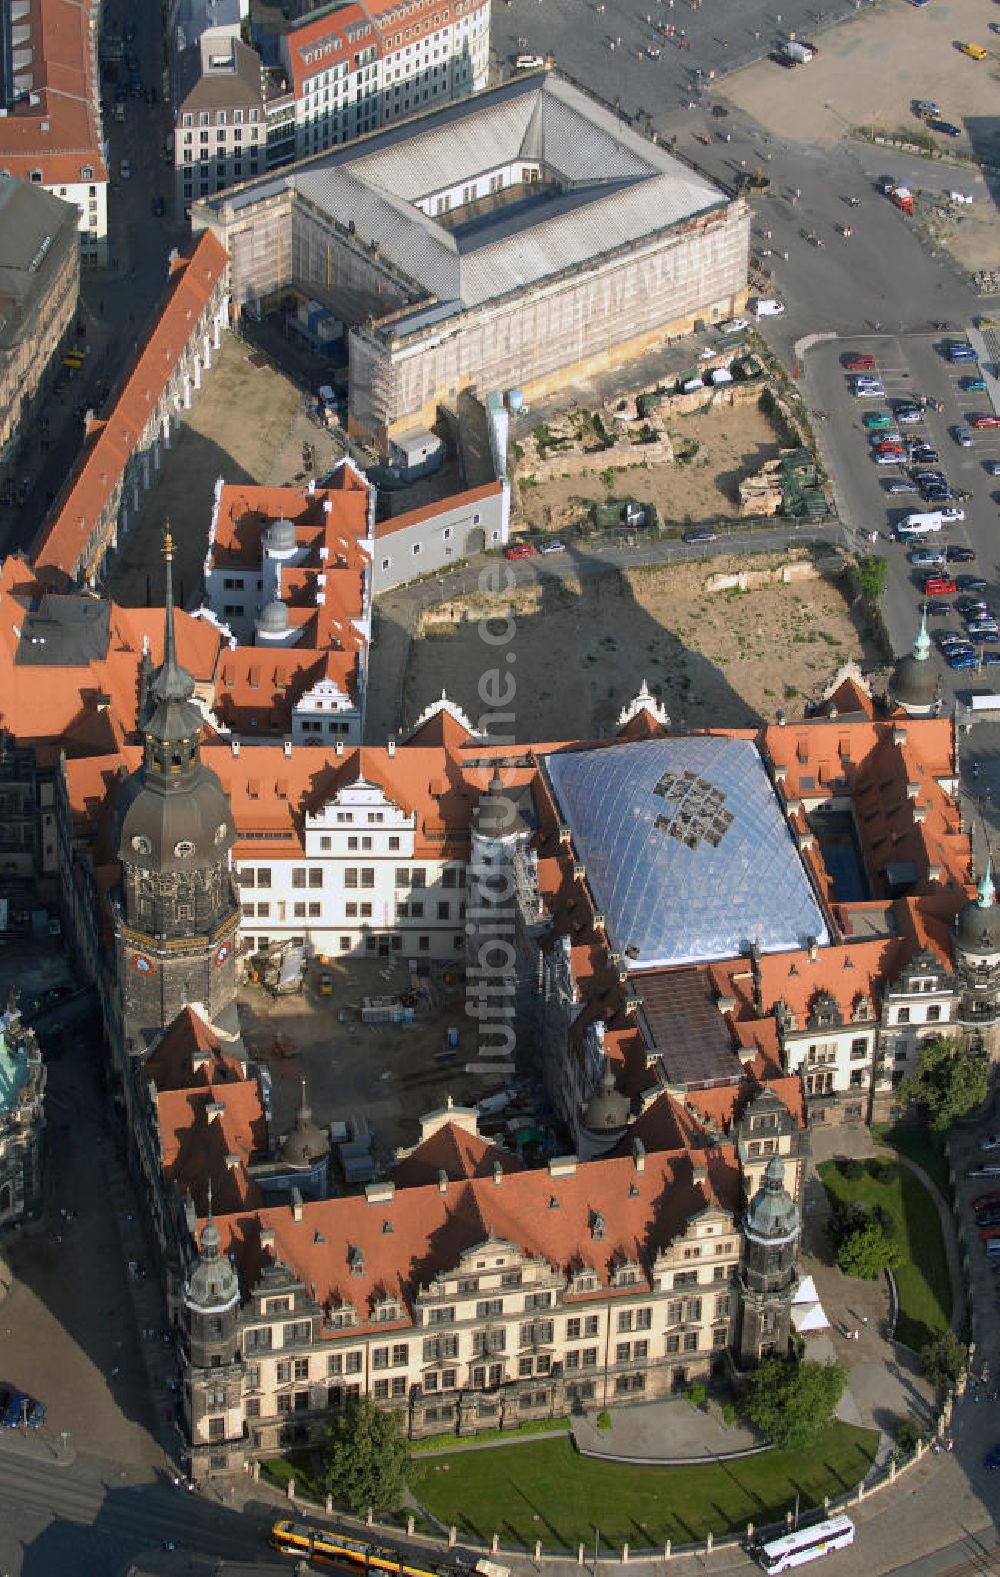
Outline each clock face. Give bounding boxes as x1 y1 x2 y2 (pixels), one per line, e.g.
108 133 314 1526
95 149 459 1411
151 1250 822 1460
133 954 154 975
214 822 229 846
215 941 231 967
173 839 196 859
131 835 152 856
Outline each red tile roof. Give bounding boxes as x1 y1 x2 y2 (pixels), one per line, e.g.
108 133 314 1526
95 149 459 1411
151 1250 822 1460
0 0 107 184
145 1005 247 1092
33 232 229 582
391 1120 525 1189
209 1144 741 1326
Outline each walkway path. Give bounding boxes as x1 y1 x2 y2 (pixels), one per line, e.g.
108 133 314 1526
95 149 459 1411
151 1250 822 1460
570 1397 761 1464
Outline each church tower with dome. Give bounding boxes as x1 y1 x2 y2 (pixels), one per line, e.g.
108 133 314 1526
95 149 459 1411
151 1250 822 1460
114 532 240 1041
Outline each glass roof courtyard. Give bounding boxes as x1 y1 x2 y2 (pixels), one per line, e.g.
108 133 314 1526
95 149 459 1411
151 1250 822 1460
544 736 830 971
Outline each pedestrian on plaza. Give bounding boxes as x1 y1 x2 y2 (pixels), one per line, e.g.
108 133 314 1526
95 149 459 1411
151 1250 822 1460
861 1315 869 1326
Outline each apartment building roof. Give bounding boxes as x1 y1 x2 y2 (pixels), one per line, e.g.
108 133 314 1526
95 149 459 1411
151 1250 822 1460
373 481 503 540
0 0 107 186
0 177 79 353
33 230 229 582
176 35 265 118
207 1139 741 1323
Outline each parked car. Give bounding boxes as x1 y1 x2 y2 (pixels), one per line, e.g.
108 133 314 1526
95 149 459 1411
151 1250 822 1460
886 479 918 495
972 415 1000 430
1 1392 44 1430
119 158 132 180
538 539 566 554
946 546 976 562
949 652 979 669
863 411 893 429
956 576 988 593
151 194 165 217
982 652 1000 668
504 544 534 560
845 353 878 372
981 1135 1000 1152
986 462 1000 477
953 426 974 447
960 376 988 392
959 41 989 59
909 548 946 568
940 506 966 522
682 529 719 544
973 1190 1000 1213
893 404 923 423
929 120 963 138
914 99 942 118
945 340 977 360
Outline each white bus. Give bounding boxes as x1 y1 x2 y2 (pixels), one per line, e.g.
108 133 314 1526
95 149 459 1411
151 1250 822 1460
755 1514 855 1573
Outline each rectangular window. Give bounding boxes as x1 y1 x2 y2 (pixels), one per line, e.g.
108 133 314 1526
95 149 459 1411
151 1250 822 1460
927 1004 942 1023
372 1347 389 1370
373 1379 389 1400
391 1343 409 1365
584 1316 599 1337
566 1318 581 1341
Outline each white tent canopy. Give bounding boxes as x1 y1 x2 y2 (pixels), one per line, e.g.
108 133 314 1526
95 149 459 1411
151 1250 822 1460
792 1301 831 1333
793 1274 819 1306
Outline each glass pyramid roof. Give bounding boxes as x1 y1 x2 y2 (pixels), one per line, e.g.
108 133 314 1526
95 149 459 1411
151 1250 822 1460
544 736 829 971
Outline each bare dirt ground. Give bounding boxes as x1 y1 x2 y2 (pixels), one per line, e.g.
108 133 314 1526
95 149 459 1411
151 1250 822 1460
104 338 347 609
403 554 879 741
515 399 784 535
237 955 483 1165
719 0 1000 273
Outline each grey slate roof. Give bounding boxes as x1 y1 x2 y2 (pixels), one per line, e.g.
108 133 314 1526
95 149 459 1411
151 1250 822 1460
15 593 112 666
544 736 830 972
0 177 79 354
286 72 730 310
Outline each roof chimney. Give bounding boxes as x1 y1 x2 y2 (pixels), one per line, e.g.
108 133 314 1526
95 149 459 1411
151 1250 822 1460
206 1101 225 1122
387 738 396 757
438 1168 448 1194
692 1165 707 1186
492 1160 502 1186
548 1155 578 1178
365 1181 395 1205
231 736 241 756
225 1152 241 1170
632 1137 645 1174
808 937 818 963
260 1226 276 1250
291 1187 303 1222
336 739 344 757
558 825 572 845
283 737 293 758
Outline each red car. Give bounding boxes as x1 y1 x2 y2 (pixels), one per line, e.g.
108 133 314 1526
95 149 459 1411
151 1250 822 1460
843 352 877 371
923 575 958 596
972 414 1000 430
505 544 534 560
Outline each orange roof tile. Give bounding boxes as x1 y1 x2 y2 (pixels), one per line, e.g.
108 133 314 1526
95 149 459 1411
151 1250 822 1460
391 1121 525 1189
34 232 229 581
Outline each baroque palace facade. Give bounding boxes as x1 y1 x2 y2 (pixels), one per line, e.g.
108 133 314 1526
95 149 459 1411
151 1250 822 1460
51 553 1000 1474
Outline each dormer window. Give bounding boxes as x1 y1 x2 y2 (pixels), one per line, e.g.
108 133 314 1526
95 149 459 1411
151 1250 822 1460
590 1210 606 1242
349 1246 365 1277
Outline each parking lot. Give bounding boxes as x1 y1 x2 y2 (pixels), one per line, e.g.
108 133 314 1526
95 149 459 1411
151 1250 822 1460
807 327 1000 694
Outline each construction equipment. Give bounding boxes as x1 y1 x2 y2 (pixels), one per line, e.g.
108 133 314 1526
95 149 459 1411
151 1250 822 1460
247 941 307 996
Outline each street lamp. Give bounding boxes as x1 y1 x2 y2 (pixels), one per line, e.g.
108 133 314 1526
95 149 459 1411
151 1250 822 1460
594 1526 600 1577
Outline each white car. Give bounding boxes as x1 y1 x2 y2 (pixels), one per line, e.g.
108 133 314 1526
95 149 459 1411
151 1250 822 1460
941 507 966 522
948 191 974 205
539 539 566 554
854 383 886 398
718 317 750 335
755 299 785 318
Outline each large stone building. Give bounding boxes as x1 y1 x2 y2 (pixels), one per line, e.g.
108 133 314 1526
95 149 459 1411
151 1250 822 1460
195 72 749 452
0 177 81 472
45 642 1000 1476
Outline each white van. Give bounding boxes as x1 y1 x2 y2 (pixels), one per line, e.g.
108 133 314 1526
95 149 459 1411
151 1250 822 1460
755 299 785 318
903 511 944 531
515 53 544 68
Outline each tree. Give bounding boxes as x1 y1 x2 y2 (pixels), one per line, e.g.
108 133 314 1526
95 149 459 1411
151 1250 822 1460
739 1357 847 1449
897 1035 989 1134
855 555 888 602
836 1216 902 1280
919 1330 968 1390
323 1397 410 1514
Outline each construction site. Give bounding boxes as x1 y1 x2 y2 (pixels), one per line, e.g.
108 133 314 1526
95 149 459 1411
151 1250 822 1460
193 73 750 453
234 952 558 1176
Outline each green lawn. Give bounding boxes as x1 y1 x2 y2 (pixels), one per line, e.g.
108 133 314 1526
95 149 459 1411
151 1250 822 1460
409 1425 877 1550
871 1124 952 1199
819 1158 952 1349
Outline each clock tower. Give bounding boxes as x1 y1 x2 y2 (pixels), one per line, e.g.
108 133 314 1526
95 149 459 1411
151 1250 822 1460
114 532 239 1040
